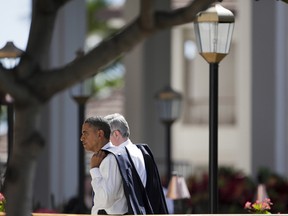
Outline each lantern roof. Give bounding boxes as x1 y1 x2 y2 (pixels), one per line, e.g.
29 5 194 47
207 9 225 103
155 86 182 101
0 41 23 58
195 4 234 23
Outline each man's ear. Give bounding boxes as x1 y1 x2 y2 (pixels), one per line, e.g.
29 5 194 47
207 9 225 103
98 129 104 138
114 130 121 138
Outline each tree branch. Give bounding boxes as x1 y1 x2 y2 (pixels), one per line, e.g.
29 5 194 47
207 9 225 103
140 0 155 30
17 0 71 79
26 17 146 100
21 0 215 100
0 67 35 105
155 0 216 28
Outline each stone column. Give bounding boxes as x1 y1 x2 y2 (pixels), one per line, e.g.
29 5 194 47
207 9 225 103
252 0 288 177
33 0 86 209
124 0 172 177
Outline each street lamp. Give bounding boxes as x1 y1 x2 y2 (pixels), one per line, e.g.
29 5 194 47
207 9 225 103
0 41 23 165
155 86 182 185
194 2 234 213
70 50 91 207
72 94 90 203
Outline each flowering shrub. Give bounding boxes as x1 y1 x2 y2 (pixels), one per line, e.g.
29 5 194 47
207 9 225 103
218 167 255 213
244 198 273 214
184 166 255 213
258 167 288 213
183 166 288 214
34 208 58 213
0 193 5 212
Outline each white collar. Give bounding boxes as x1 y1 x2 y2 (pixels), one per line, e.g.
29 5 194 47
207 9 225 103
102 141 115 150
118 138 133 147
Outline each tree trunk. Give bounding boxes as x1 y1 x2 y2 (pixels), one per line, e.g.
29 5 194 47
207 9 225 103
4 103 44 216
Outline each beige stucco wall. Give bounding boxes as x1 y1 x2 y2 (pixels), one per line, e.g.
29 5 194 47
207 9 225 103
171 0 252 176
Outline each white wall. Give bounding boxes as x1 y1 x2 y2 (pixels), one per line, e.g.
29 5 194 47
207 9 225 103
171 0 252 176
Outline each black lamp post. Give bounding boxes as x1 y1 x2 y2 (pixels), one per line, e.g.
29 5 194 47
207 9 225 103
155 86 182 185
194 3 235 214
72 95 90 202
70 48 92 206
0 41 23 166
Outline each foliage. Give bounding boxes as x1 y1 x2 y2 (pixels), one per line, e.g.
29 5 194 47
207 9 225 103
86 0 125 96
93 61 125 96
258 167 288 213
0 106 6 121
218 167 256 213
86 0 122 39
244 198 272 214
86 0 111 36
0 193 5 212
184 166 288 214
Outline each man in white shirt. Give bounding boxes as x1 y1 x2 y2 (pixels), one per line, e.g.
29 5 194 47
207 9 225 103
105 113 168 214
105 113 147 185
80 116 128 215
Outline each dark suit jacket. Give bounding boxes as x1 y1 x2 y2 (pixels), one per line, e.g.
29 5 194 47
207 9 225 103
105 144 168 215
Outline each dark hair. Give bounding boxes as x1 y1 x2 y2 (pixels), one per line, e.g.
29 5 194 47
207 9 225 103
84 116 111 139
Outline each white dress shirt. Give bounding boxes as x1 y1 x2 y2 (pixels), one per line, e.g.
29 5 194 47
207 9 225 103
90 142 128 215
119 139 147 186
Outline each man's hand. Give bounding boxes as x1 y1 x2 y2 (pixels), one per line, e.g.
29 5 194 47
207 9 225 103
90 150 107 168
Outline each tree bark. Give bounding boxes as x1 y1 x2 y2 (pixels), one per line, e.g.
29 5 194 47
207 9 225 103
5 103 44 216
